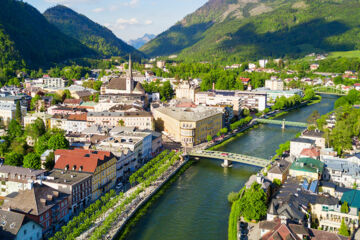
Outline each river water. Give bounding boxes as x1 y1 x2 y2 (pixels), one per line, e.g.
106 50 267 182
124 95 338 240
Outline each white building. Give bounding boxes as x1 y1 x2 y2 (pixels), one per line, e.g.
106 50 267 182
290 138 315 158
0 102 27 125
50 113 88 133
265 79 284 91
175 80 199 102
43 77 68 88
259 59 268 68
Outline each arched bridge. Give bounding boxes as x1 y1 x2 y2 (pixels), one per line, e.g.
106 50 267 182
255 119 308 128
188 150 269 168
313 86 346 96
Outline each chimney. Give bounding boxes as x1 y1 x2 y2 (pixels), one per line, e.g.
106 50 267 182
47 195 53 201
53 191 59 197
40 198 47 205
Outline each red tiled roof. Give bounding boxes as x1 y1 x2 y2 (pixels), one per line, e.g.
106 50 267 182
67 113 87 121
64 99 82 105
354 83 360 87
240 77 251 82
54 149 113 173
300 148 320 158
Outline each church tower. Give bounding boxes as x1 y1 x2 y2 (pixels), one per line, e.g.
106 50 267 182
126 54 133 93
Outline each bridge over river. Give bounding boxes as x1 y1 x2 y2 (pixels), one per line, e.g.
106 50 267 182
255 118 308 128
188 150 269 168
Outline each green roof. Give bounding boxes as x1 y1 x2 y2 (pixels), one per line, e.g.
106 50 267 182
80 101 96 106
341 190 360 209
290 157 324 174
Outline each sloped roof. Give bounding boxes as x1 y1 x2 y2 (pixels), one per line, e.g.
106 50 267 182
290 158 324 174
300 148 320 158
54 149 114 173
0 210 30 239
341 189 360 209
2 183 68 216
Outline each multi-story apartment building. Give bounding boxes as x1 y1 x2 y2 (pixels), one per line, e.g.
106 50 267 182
87 111 153 130
322 157 360 188
50 113 88 133
0 102 27 125
265 79 284 91
153 105 223 147
43 77 68 88
195 90 267 113
175 80 200 102
23 112 52 127
254 88 303 102
42 169 92 213
2 183 70 235
54 149 116 201
0 166 46 197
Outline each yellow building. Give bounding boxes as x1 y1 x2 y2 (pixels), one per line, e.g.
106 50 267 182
54 149 117 201
153 106 223 147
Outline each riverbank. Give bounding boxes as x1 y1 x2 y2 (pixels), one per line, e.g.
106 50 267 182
101 157 191 240
113 160 194 240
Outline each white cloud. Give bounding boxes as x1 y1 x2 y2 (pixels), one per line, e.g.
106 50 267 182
92 7 104 13
145 20 153 25
123 0 139 7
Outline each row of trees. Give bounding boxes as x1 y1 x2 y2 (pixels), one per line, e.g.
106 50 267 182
142 80 174 101
51 150 182 240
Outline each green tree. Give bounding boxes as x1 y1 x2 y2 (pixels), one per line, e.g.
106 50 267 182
15 101 22 123
5 152 23 166
44 151 55 170
238 182 267 221
35 134 49 155
23 153 41 169
242 108 250 116
338 218 350 236
273 178 282 187
217 131 221 137
48 133 69 150
227 192 240 203
30 94 41 110
207 135 213 142
307 110 320 126
341 201 349 213
118 119 125 126
7 119 22 139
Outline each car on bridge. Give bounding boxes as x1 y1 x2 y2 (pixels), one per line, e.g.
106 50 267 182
221 153 229 156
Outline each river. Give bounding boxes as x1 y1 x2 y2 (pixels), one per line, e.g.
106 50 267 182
124 95 338 240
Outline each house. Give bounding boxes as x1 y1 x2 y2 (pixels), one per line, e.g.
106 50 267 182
341 189 360 210
42 169 92 213
0 166 46 197
300 147 320 160
259 219 349 240
310 63 320 71
300 129 326 148
319 181 352 200
2 183 70 234
54 149 116 201
0 209 43 240
267 160 291 183
50 113 88 133
240 77 251 85
311 195 359 233
245 174 271 196
290 138 315 158
354 83 360 91
322 157 360 188
289 158 324 180
63 99 83 107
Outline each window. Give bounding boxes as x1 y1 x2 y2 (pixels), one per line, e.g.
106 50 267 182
46 212 49 218
33 224 35 229
40 216 43 221
24 229 27 235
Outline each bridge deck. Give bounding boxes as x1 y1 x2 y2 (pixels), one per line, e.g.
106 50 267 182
189 150 269 168
255 118 307 127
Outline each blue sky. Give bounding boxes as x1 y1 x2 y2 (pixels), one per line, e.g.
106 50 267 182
25 0 208 42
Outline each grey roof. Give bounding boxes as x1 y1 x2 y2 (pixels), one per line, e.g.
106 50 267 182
0 210 34 239
2 183 69 216
43 169 92 186
0 165 46 178
268 160 291 174
291 138 315 144
154 106 222 122
323 157 360 179
302 129 324 138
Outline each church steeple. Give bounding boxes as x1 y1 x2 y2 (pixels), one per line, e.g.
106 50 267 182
126 54 133 93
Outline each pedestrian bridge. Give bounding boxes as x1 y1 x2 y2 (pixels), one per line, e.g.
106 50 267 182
188 150 269 168
255 118 308 128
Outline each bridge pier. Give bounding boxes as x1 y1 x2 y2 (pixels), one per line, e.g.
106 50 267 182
222 159 233 168
282 119 285 129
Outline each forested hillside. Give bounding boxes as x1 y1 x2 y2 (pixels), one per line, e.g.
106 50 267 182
0 0 93 69
44 5 143 58
142 0 360 62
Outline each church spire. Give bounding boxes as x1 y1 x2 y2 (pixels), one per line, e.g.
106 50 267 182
126 54 133 93
128 54 133 79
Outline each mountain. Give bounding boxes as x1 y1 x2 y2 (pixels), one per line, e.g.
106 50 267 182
142 0 360 62
0 0 94 68
128 34 156 49
44 5 143 58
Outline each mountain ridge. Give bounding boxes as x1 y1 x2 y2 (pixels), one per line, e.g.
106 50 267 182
128 34 155 49
44 5 143 58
